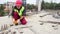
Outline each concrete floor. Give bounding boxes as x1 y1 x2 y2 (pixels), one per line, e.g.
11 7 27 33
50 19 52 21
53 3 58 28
0 11 60 34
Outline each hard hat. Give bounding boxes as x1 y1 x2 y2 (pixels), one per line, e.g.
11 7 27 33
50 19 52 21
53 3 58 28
16 0 22 6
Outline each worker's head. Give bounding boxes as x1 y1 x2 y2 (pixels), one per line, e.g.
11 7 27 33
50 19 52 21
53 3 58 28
16 0 22 9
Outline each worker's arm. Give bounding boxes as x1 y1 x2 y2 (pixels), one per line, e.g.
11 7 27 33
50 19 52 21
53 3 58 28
11 6 16 17
11 9 14 17
11 8 14 18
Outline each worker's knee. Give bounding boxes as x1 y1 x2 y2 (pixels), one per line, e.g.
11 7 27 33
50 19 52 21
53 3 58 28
13 12 20 19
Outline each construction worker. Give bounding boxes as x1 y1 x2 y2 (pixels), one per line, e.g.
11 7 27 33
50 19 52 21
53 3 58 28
12 0 27 25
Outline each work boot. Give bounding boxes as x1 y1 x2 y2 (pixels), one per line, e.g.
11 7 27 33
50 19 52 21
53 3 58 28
15 23 18 25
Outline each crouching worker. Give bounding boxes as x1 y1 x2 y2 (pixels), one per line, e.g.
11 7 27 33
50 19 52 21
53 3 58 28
12 0 27 25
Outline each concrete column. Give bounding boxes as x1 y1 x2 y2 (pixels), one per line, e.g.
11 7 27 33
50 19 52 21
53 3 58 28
38 0 42 12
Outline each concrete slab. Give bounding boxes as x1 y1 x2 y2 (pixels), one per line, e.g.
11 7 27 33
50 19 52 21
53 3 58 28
0 12 60 34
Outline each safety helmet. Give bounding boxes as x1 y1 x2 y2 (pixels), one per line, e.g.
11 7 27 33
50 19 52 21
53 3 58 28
16 0 22 7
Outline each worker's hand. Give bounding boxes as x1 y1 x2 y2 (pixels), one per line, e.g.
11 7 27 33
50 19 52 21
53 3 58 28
20 16 25 19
